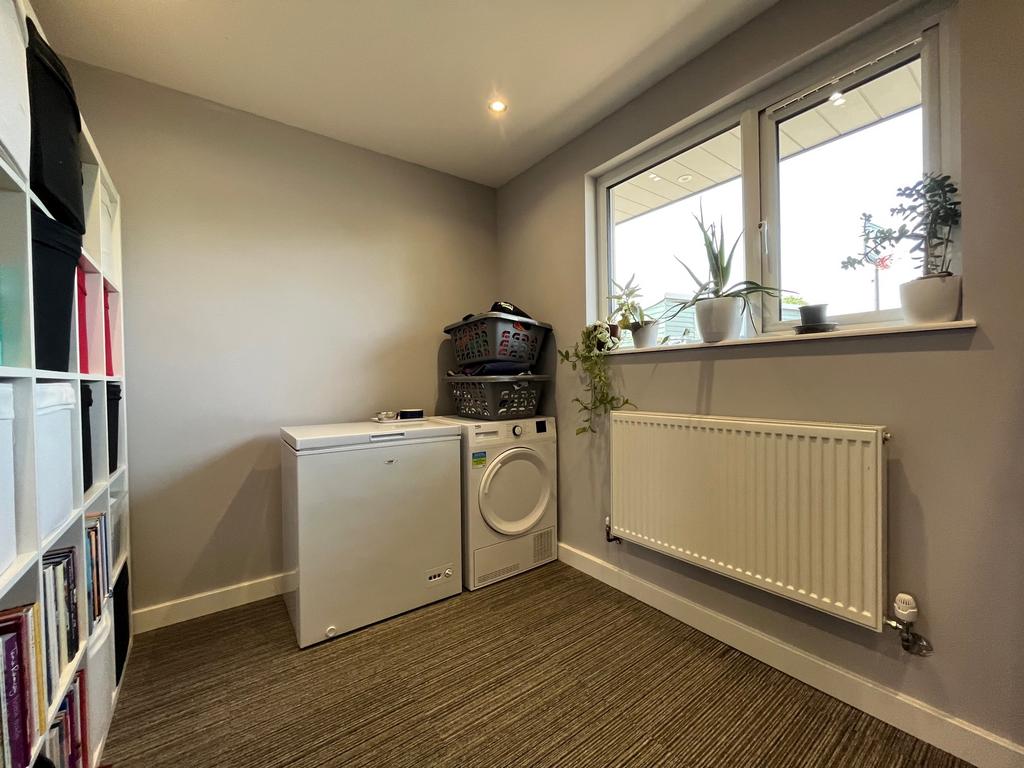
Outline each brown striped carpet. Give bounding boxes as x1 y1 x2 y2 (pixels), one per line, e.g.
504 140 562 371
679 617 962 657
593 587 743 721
103 562 972 767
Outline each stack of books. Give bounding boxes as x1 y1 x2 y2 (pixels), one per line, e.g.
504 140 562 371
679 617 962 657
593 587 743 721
84 514 110 627
40 669 88 768
0 603 46 768
41 548 80 700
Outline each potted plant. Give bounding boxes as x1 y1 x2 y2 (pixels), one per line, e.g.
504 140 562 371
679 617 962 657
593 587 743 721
666 208 781 342
558 322 633 435
609 275 660 348
842 173 962 322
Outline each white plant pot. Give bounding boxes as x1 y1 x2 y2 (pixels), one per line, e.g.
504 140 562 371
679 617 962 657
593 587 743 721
631 322 659 348
900 274 961 323
695 297 744 342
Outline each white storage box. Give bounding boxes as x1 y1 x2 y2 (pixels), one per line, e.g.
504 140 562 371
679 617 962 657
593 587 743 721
0 0 29 179
86 605 116 760
0 383 15 573
35 382 75 540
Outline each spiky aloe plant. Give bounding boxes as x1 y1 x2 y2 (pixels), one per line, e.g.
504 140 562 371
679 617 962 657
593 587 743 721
664 205 781 320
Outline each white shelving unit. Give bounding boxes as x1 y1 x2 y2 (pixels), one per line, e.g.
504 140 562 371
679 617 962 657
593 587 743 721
0 56 132 766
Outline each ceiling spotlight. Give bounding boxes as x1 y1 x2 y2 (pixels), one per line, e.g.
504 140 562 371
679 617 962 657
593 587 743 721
678 174 693 183
488 99 509 114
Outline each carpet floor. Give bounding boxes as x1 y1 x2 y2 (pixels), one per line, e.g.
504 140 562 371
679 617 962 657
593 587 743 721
103 562 973 767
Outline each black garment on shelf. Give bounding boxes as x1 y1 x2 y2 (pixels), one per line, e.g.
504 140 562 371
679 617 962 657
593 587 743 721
107 381 121 473
82 382 93 491
27 17 85 233
31 204 80 372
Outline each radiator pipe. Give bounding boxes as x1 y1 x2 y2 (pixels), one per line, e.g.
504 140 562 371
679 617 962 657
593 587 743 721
883 616 934 656
604 516 622 544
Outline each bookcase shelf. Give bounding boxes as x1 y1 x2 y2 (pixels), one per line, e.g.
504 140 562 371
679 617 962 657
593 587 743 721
0 552 36 596
0 5 133 764
39 511 81 554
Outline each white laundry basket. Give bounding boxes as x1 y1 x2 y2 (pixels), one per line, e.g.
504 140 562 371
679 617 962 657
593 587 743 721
35 382 75 540
0 0 29 179
0 383 15 573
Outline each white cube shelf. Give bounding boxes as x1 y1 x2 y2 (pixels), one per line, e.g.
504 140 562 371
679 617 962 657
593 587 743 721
0 4 133 765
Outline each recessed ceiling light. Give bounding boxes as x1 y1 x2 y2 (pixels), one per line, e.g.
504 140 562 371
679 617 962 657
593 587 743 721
488 99 509 114
678 174 693 183
648 172 661 181
828 91 846 106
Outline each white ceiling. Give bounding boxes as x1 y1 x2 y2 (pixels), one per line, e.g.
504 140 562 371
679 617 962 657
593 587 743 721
30 0 777 187
613 58 923 222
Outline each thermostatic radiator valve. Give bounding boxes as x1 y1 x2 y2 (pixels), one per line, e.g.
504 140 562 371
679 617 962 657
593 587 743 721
884 593 934 656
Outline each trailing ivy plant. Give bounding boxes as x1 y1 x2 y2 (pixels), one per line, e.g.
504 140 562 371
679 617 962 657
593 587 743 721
558 322 633 435
841 173 962 276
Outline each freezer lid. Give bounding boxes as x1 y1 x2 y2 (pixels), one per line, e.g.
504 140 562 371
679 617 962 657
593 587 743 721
280 418 460 451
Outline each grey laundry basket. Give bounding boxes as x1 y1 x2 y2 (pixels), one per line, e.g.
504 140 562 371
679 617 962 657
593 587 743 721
445 375 549 420
443 313 552 368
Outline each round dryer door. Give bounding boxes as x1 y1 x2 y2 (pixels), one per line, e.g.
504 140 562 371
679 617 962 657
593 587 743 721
478 446 552 536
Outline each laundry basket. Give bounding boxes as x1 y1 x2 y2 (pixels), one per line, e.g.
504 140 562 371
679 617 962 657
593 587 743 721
445 375 549 420
444 313 551 368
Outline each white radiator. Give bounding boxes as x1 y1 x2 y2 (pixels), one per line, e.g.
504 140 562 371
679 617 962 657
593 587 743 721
610 412 887 631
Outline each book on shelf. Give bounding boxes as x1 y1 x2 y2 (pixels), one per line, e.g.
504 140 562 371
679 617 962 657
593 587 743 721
84 514 110 628
42 669 88 768
41 548 79 702
0 603 47 768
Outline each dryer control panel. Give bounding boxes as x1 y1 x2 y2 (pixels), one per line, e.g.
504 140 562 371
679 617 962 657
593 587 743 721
465 416 556 447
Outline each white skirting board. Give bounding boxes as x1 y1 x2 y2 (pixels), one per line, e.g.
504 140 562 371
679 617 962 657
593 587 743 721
558 543 1024 768
132 572 287 634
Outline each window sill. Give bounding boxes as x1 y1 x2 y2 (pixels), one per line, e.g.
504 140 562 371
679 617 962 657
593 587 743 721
606 319 977 356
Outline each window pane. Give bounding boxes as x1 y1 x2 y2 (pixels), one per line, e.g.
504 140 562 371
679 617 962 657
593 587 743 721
610 127 743 344
777 58 923 318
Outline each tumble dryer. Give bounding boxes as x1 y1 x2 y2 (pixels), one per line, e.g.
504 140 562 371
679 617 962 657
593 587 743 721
438 416 557 589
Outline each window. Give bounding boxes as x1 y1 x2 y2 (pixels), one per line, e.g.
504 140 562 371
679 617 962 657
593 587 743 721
598 12 956 340
609 128 745 345
763 51 926 325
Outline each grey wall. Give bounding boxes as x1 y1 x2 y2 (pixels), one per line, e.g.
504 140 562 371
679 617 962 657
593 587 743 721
496 0 1023 746
68 62 497 611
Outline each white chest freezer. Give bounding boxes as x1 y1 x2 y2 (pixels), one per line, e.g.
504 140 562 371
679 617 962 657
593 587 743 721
280 419 462 648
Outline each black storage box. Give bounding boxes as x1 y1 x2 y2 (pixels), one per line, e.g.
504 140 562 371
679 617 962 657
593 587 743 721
106 381 121 473
113 566 130 684
81 382 93 491
27 18 85 233
31 205 80 371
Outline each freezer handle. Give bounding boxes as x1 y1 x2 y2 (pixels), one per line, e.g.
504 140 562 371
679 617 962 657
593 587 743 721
369 433 407 442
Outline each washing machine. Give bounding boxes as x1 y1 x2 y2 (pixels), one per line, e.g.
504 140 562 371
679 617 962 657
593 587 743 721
438 416 557 590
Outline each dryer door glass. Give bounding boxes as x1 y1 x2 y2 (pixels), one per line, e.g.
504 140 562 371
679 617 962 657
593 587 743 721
478 446 552 536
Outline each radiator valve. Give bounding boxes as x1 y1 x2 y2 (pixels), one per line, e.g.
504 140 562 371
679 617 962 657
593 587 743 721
884 593 933 656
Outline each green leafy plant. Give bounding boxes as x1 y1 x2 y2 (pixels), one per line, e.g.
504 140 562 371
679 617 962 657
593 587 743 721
841 173 962 276
664 206 782 320
558 322 633 435
609 274 653 330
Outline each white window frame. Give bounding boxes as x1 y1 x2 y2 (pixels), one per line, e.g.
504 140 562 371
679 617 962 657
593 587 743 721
596 4 959 337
